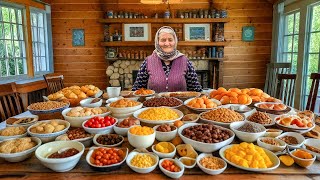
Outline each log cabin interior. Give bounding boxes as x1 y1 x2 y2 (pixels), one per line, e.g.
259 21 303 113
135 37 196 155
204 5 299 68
0 0 320 179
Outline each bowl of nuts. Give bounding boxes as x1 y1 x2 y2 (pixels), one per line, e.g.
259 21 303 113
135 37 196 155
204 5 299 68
196 153 227 175
27 101 70 115
178 123 235 153
181 114 199 124
276 132 305 149
143 97 183 109
55 128 94 147
199 108 245 128
257 137 286 153
245 109 276 127
153 124 177 142
93 134 124 147
113 117 140 136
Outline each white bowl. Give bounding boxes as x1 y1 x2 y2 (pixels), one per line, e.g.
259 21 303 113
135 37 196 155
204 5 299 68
0 137 41 162
27 120 70 143
264 129 283 138
159 158 184 178
125 96 140 101
0 128 28 141
219 144 280 172
106 96 124 104
86 147 128 171
133 107 184 125
82 118 117 134
106 102 143 114
143 97 183 109
133 90 155 97
62 108 111 128
55 133 93 147
80 98 102 108
93 134 124 147
288 147 316 168
113 123 140 137
178 157 196 168
111 112 134 119
126 151 159 174
276 132 305 149
196 153 227 175
5 115 39 129
199 110 245 128
151 143 176 159
35 141 84 172
181 114 199 124
178 123 235 153
127 126 155 149
153 125 177 142
303 138 320 161
230 121 266 143
257 137 286 153
184 97 221 112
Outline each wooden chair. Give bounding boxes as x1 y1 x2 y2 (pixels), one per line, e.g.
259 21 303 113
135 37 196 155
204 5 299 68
275 74 296 107
0 83 23 122
43 73 64 95
264 62 291 97
306 73 320 112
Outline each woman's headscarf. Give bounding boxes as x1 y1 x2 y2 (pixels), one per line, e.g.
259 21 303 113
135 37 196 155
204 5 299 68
154 26 184 61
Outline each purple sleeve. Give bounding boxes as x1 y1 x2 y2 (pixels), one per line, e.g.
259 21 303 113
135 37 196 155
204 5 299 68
186 60 202 92
132 60 149 90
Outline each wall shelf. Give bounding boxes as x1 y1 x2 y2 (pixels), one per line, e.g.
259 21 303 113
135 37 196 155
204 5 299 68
99 18 230 24
101 41 229 47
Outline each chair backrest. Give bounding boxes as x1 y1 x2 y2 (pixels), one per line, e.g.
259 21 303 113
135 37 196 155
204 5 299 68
306 73 320 112
43 74 64 95
264 62 291 97
275 73 296 107
0 83 23 122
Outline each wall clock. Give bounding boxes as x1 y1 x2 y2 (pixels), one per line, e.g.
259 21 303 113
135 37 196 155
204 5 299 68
242 26 255 42
72 29 85 46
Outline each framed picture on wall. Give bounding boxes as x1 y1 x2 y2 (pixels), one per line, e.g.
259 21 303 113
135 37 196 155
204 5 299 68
123 23 151 41
72 29 85 46
184 24 210 41
242 26 255 42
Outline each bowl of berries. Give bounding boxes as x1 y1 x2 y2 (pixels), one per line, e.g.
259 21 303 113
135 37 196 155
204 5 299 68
82 116 117 134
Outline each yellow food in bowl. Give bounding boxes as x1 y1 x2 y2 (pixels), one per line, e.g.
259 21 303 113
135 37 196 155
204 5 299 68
129 126 154 135
155 142 174 153
138 108 179 120
131 154 156 168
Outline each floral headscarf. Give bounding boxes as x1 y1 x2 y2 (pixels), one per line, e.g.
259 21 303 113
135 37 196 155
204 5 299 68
153 26 184 61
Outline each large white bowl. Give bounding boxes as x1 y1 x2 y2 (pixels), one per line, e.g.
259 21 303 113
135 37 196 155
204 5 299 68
0 128 28 141
199 110 245 128
230 121 266 143
80 98 102 108
276 132 305 149
126 151 159 174
62 108 111 128
151 143 176 159
127 126 155 149
196 153 227 175
27 120 70 143
106 102 143 114
303 138 320 161
153 125 177 142
184 97 221 112
219 144 280 172
133 107 184 125
159 158 184 178
257 137 286 153
0 137 41 162
35 141 84 172
178 123 235 153
82 118 117 134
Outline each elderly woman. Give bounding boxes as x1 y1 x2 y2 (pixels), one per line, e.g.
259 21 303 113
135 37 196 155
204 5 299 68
132 26 202 93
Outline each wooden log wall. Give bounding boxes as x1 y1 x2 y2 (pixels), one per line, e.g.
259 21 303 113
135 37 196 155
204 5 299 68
51 0 273 89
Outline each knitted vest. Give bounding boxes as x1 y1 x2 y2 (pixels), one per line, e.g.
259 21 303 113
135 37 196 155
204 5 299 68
147 53 187 93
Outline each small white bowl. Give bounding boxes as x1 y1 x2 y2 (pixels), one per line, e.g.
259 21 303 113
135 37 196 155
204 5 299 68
276 132 305 149
153 125 177 142
62 108 111 128
288 147 316 168
35 141 84 172
111 112 134 119
179 157 196 169
181 114 199 124
82 118 117 134
55 133 93 147
27 120 70 143
159 158 184 179
93 134 124 147
113 123 140 137
127 126 155 149
196 153 227 175
303 138 320 161
126 151 159 174
0 128 28 141
264 129 283 138
0 137 41 162
151 142 176 159
257 137 286 153
230 121 266 143
5 115 39 129
80 98 102 108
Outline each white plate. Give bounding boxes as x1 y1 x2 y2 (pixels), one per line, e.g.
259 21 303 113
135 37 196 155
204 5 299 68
133 90 155 97
133 107 183 125
219 144 280 172
184 97 221 112
274 115 315 134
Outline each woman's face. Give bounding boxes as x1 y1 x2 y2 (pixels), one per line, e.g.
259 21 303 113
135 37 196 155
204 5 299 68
158 32 175 53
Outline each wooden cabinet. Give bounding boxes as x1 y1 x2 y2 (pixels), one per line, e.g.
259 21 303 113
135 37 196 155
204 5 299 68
99 17 228 89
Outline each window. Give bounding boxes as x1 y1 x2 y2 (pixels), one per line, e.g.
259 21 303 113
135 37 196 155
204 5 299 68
0 4 27 78
31 9 50 73
302 3 320 112
282 11 300 73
